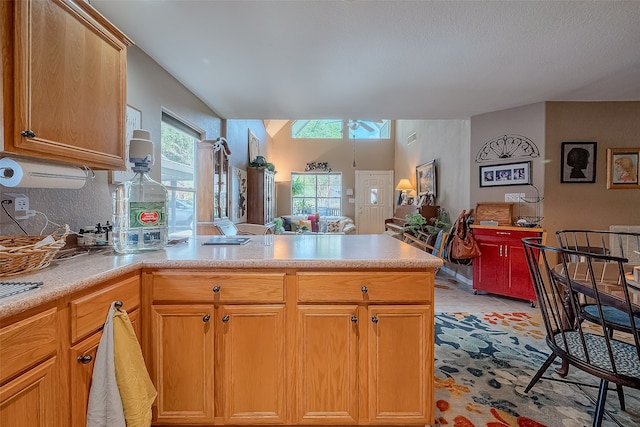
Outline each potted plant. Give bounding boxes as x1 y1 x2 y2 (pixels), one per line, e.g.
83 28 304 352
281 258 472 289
424 208 452 236
273 217 284 235
404 208 451 244
249 156 276 173
404 213 427 237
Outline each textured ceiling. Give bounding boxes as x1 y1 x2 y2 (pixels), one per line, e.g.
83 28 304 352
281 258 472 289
91 0 640 120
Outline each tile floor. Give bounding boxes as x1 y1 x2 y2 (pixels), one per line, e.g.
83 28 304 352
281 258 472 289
434 272 539 314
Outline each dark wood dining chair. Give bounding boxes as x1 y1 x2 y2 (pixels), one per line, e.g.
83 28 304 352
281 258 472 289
556 230 640 336
522 237 640 427
555 229 640 411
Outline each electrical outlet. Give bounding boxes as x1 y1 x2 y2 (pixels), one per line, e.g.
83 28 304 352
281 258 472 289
0 193 29 223
504 193 525 203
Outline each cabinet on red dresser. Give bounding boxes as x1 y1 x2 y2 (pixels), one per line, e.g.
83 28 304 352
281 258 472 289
471 226 546 306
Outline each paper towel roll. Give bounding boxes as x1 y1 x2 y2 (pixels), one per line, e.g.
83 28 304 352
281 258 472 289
0 157 88 189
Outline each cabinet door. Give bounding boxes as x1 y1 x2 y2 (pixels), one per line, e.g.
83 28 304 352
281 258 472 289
473 236 504 294
265 171 274 225
220 305 286 424
368 306 433 425
296 305 359 424
0 357 57 427
69 310 140 427
504 239 537 301
151 305 214 424
11 0 128 169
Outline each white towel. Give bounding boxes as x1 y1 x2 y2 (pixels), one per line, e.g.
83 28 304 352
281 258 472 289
86 302 126 427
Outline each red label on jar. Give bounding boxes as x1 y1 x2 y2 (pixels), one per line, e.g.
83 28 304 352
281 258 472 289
139 211 160 224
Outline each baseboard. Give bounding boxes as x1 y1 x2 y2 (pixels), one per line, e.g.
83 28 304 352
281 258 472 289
439 265 473 287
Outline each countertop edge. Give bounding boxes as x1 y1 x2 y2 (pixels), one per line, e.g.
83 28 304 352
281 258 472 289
1 251 441 320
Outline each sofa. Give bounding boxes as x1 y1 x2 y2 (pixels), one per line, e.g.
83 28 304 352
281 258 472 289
280 215 356 234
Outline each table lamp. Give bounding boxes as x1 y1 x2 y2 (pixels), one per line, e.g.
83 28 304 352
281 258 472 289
395 178 414 205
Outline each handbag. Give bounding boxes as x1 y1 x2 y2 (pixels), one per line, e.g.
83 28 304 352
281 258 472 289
450 210 482 260
451 230 481 259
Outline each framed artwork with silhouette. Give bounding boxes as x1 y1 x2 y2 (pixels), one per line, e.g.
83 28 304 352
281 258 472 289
561 142 597 183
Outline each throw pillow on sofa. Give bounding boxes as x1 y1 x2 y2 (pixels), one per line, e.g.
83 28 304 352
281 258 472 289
299 219 312 231
282 216 292 231
326 219 342 233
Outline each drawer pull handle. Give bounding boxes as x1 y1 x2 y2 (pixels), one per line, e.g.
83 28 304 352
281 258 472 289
361 285 368 293
222 315 230 323
212 286 221 293
21 130 36 138
371 315 379 324
496 231 511 235
114 300 123 311
351 315 358 323
202 314 211 323
77 354 93 364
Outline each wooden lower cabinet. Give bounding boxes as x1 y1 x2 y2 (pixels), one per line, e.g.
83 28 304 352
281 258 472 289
146 268 434 426
0 357 58 427
69 310 140 427
0 307 58 427
220 305 286 424
296 305 359 424
151 304 215 424
368 306 432 424
296 305 433 426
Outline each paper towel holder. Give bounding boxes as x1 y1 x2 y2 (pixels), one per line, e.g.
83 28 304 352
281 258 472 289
0 164 96 182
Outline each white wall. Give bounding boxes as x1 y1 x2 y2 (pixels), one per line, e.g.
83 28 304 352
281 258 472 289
394 120 471 218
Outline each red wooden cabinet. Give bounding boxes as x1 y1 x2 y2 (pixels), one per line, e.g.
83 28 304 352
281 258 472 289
471 226 545 305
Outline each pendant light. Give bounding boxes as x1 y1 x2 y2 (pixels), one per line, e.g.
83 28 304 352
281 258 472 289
352 132 357 168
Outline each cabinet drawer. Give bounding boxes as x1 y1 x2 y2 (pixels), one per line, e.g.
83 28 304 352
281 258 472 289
0 308 57 383
298 272 431 303
472 227 541 240
70 275 140 343
152 272 285 303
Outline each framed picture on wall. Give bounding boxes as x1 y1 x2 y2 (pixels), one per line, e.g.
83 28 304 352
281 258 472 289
230 167 248 223
479 161 531 187
248 129 259 163
561 142 597 183
416 160 436 198
607 147 640 189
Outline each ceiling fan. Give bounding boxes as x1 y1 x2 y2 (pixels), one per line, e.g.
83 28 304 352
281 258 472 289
347 119 382 133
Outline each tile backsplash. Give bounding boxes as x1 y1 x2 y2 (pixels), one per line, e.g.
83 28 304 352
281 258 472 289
0 172 113 237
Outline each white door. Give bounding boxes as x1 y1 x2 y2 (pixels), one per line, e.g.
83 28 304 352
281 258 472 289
355 171 394 234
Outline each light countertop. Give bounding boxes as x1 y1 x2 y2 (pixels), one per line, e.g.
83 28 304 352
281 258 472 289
0 234 442 319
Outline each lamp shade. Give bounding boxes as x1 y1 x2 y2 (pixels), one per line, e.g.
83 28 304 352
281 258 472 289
395 178 414 191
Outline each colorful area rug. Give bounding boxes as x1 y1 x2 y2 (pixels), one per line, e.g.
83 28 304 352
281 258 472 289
434 312 640 427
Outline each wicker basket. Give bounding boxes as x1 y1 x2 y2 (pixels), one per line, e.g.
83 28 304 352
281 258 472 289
0 225 70 277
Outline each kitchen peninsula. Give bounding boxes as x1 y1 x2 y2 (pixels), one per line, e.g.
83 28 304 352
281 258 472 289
0 234 441 426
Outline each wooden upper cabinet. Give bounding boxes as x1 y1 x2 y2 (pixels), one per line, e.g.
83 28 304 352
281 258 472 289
4 0 132 169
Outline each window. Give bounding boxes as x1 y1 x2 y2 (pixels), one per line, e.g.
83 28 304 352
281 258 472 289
161 112 200 236
291 172 342 216
291 120 390 139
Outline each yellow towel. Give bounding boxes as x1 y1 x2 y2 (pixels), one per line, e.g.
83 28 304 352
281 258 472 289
113 309 157 427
